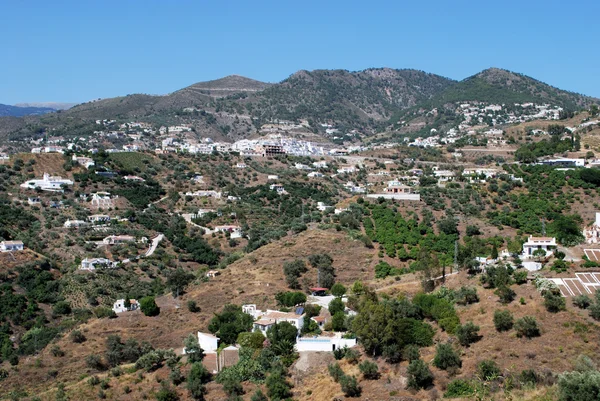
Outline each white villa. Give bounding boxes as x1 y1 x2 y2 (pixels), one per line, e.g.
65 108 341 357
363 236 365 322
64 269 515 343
242 304 304 336
80 258 117 270
522 235 557 259
20 173 73 192
296 334 357 352
72 155 95 169
0 241 24 252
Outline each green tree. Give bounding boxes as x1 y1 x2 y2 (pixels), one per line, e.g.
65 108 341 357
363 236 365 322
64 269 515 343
433 343 462 370
514 316 540 338
558 370 600 401
140 296 160 317
329 297 345 315
330 283 346 297
406 359 434 390
493 310 514 332
358 360 379 380
166 268 195 297
187 362 210 400
455 322 480 346
339 374 362 397
184 334 205 363
266 365 293 400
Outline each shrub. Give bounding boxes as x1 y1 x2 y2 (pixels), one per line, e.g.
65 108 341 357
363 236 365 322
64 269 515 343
275 291 307 307
52 301 72 316
558 370 600 401
359 360 379 380
589 303 600 321
544 291 566 313
94 306 116 319
406 359 434 390
455 286 479 305
333 347 346 360
573 294 592 309
495 285 516 304
344 348 360 364
328 363 344 382
513 270 528 284
140 296 160 316
339 375 362 397
155 382 180 401
86 354 105 371
514 316 541 338
187 362 210 400
402 344 420 362
493 310 514 332
433 343 462 370
477 360 501 381
70 329 87 343
50 345 65 357
187 300 200 313
444 379 475 398
520 369 538 386
455 322 480 346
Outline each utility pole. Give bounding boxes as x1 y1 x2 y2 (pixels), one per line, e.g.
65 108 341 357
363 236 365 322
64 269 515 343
454 240 458 273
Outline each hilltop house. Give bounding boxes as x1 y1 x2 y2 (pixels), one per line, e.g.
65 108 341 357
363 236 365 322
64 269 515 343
0 241 24 252
20 173 73 192
252 310 305 336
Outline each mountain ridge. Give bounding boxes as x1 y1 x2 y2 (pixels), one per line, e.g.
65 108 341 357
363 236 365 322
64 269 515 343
0 67 598 142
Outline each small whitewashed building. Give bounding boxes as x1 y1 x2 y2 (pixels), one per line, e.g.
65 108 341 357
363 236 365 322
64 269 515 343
307 172 324 178
252 310 305 336
64 220 89 228
214 225 243 239
522 236 556 259
267 175 279 180
80 258 116 270
206 270 221 278
112 299 139 314
0 241 24 252
88 214 111 224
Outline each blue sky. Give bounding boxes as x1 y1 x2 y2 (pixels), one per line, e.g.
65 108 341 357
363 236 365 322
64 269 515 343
1 0 599 104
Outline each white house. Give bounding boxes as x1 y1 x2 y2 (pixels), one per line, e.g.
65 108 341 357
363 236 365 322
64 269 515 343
197 332 219 353
112 299 139 314
64 220 89 228
88 214 111 224
337 166 356 174
252 310 305 336
103 235 136 245
583 212 600 244
0 241 24 252
317 202 333 212
214 225 243 239
267 175 279 180
522 236 557 259
72 155 95 169
80 258 116 270
307 172 324 178
20 173 73 192
269 184 287 195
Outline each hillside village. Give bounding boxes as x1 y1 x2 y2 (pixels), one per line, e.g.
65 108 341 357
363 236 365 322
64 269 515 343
2 70 600 401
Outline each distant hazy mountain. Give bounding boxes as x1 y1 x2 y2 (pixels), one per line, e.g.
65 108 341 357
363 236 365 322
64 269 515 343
0 103 55 117
14 102 76 110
